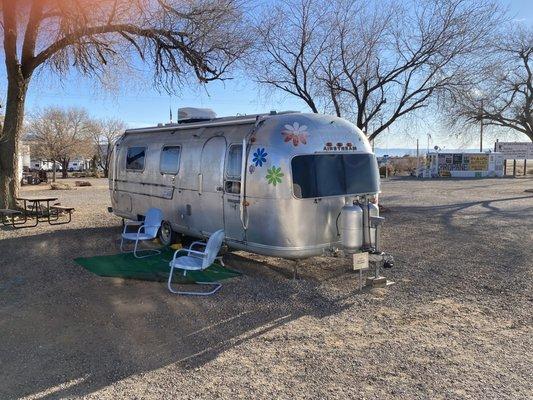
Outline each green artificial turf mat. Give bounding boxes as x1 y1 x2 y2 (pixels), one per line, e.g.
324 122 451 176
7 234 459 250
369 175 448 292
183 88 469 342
74 248 240 283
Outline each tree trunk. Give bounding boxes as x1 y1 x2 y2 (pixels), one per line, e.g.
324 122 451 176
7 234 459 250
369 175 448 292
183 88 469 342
103 155 109 178
0 76 29 209
61 159 69 179
103 149 111 178
91 156 97 174
51 159 56 182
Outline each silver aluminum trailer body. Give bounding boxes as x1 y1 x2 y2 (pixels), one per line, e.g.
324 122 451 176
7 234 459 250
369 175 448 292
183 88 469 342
109 112 380 259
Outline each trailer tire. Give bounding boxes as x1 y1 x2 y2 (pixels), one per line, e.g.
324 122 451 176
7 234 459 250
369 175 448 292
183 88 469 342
159 220 177 246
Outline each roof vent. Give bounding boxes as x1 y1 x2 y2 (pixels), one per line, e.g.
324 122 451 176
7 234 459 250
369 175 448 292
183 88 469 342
178 107 216 123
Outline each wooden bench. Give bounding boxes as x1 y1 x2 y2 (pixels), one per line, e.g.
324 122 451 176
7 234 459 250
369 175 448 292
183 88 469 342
0 209 24 227
48 205 75 225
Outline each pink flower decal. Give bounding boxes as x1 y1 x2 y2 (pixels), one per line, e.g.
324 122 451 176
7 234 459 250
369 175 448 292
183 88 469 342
281 122 308 146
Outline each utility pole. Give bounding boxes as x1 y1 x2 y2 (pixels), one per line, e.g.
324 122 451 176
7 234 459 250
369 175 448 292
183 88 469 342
479 99 484 152
416 138 420 177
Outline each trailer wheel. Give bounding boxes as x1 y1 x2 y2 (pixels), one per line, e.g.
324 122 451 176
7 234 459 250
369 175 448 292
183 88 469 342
159 220 177 246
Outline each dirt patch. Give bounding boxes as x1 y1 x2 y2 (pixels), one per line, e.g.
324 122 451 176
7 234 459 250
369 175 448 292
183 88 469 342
1 177 532 399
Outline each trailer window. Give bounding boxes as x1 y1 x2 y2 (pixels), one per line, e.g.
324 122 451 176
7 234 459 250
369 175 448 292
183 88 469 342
126 147 146 171
226 145 242 180
160 146 181 174
225 145 242 194
291 154 379 198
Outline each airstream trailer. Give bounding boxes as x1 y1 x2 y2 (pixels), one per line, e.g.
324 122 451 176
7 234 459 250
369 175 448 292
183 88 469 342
109 109 383 259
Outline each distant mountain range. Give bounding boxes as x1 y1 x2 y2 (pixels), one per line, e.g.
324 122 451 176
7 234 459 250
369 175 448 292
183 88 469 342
374 148 491 157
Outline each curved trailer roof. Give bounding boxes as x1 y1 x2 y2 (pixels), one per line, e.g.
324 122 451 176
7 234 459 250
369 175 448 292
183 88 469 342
124 111 298 135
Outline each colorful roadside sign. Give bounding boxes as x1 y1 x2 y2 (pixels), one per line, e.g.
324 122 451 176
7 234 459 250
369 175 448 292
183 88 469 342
495 142 533 159
427 152 503 178
469 154 489 171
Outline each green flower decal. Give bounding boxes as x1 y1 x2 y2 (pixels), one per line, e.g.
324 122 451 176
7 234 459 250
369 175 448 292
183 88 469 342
266 166 284 186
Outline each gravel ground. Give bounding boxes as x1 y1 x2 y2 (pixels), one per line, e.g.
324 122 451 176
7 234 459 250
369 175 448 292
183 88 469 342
0 177 532 400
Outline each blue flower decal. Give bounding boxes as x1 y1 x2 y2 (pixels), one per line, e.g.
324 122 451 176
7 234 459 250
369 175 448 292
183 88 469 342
252 148 268 167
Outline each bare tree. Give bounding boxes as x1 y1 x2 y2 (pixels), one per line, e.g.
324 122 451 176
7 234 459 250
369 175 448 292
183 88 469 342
90 118 126 177
0 0 248 208
446 26 533 142
27 107 94 181
250 0 332 114
252 0 504 141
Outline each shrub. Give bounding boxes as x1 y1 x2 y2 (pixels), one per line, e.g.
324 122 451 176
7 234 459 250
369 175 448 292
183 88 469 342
379 165 394 177
50 182 72 190
75 180 92 187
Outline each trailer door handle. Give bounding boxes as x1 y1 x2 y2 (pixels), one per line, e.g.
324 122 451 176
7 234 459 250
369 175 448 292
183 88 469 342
197 173 203 195
227 198 240 204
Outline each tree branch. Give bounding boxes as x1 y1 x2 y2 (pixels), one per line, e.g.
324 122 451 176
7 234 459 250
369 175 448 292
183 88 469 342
30 24 188 72
2 0 19 75
21 0 45 77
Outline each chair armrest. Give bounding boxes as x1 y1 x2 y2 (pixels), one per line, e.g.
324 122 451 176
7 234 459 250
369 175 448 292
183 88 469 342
188 241 207 254
188 242 208 258
170 248 205 265
137 224 160 234
137 224 161 236
125 221 142 226
123 221 143 234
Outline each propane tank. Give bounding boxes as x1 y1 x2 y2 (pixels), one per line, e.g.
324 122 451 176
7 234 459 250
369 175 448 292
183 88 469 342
340 203 363 253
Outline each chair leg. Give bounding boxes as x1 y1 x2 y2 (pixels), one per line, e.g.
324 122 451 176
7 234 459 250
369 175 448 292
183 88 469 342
167 266 222 296
133 238 161 259
120 237 127 252
133 237 140 257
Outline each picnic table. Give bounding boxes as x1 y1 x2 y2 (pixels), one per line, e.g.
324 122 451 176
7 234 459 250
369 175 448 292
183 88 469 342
0 196 74 228
12 196 58 228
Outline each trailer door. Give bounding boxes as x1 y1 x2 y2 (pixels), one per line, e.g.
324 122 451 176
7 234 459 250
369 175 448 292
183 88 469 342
198 136 226 234
223 144 246 242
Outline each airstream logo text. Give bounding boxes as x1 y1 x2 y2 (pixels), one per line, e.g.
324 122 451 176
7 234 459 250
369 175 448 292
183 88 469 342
323 142 357 151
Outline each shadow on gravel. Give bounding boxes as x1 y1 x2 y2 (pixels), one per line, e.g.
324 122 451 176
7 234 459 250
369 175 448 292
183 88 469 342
392 194 533 229
383 194 533 292
0 226 350 399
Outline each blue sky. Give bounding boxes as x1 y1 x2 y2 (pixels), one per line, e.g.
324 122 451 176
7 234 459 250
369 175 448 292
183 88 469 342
1 0 532 149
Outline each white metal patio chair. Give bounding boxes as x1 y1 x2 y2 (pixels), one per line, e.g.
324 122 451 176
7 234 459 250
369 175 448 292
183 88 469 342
120 208 163 258
167 229 225 296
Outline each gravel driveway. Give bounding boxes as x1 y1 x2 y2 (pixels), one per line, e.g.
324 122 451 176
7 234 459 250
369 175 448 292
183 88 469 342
1 177 531 399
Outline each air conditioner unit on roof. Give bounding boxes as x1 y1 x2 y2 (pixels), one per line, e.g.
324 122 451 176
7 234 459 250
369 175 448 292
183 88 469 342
178 107 217 122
